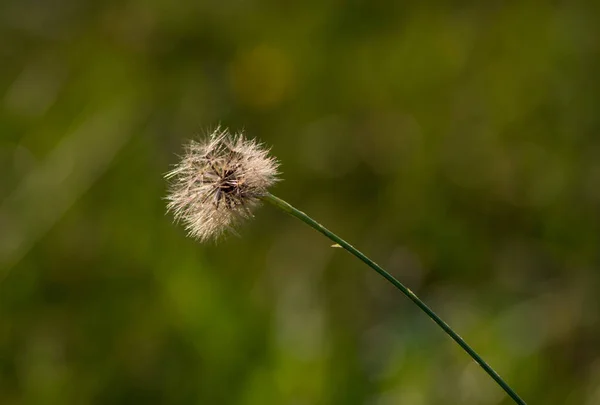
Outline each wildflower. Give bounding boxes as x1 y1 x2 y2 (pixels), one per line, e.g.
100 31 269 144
165 127 279 241
164 128 526 405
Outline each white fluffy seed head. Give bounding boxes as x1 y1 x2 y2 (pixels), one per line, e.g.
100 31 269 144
165 127 279 241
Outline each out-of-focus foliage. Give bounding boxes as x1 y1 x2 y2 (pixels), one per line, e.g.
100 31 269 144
1 1 599 404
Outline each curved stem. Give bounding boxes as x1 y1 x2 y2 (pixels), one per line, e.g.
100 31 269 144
262 193 526 405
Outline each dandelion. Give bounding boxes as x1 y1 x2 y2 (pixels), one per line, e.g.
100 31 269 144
165 127 278 241
165 128 526 405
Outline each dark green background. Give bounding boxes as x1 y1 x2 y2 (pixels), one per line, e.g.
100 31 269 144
1 1 599 404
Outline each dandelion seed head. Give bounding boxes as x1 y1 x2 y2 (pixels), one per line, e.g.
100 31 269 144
165 127 279 241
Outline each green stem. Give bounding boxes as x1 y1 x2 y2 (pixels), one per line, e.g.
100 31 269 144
262 192 526 405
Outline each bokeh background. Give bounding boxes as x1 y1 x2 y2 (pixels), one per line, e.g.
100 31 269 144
1 1 599 404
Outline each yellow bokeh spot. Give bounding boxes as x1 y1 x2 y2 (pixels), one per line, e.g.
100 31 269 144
230 45 293 109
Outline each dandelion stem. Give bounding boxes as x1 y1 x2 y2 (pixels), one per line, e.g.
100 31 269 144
262 192 526 405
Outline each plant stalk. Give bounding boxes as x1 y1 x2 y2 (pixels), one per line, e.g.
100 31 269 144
262 192 526 405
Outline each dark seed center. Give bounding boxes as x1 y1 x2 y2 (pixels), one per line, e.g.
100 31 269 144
219 168 239 194
220 181 236 194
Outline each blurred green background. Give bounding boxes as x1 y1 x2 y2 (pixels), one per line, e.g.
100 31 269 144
1 1 599 404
